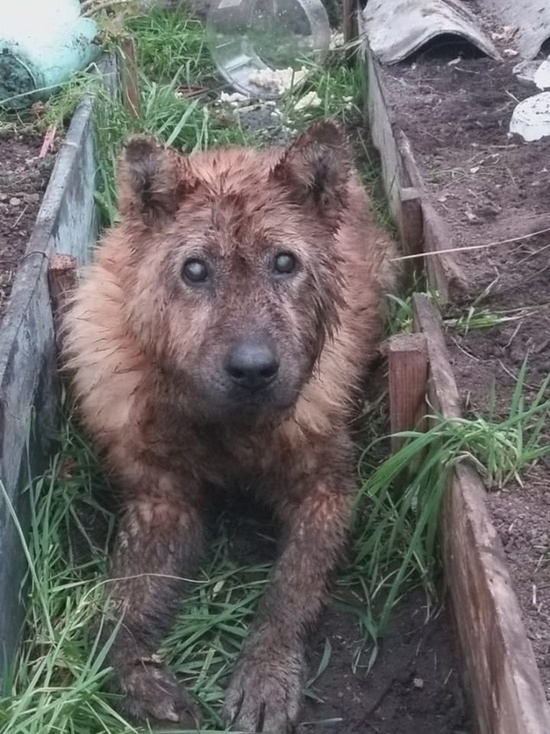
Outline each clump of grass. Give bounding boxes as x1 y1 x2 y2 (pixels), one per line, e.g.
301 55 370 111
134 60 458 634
343 358 550 667
124 9 215 85
0 69 103 133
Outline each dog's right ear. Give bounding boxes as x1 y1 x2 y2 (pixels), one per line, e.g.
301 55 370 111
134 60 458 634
117 135 194 226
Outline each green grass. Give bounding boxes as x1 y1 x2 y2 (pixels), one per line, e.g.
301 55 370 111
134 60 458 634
125 10 215 85
382 289 540 338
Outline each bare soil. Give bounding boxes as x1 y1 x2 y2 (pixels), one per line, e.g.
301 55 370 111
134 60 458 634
0 130 57 321
380 54 550 699
301 592 468 734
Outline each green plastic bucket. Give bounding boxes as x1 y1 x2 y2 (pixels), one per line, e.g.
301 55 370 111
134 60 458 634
0 0 100 110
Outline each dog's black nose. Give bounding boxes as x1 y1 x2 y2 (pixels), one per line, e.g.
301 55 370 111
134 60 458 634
225 339 279 391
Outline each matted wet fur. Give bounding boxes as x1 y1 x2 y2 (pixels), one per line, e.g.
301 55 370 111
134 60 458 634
63 120 397 732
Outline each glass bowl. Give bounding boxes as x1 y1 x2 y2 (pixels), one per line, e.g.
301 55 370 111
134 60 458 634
206 0 331 99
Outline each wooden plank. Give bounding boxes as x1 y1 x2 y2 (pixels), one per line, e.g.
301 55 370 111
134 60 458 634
421 201 467 304
396 131 467 303
365 53 466 302
119 35 140 118
398 187 424 286
412 294 550 734
365 48 404 223
388 332 428 454
399 187 423 259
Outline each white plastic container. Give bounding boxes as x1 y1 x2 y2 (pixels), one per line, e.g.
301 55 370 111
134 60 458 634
0 0 100 109
206 0 331 98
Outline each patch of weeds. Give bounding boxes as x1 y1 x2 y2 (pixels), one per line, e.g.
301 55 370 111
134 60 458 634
384 281 429 336
279 58 363 129
124 9 215 85
0 69 102 133
339 359 550 669
383 291 515 338
0 426 123 734
444 305 505 335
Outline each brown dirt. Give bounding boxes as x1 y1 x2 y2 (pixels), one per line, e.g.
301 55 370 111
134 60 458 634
301 592 468 734
379 55 550 700
382 56 550 296
0 130 57 322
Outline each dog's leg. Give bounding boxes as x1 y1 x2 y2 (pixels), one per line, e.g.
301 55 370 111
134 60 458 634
224 455 354 733
103 489 203 725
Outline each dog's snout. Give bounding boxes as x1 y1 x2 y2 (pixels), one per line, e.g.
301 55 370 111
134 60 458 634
225 339 279 391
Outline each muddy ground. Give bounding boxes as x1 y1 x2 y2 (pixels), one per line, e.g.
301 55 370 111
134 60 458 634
381 52 550 699
301 592 468 734
0 130 56 321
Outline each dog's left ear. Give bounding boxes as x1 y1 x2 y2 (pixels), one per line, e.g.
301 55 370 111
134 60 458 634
270 120 351 228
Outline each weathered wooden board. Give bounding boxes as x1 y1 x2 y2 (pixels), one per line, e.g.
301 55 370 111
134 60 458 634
0 95 99 684
412 294 550 734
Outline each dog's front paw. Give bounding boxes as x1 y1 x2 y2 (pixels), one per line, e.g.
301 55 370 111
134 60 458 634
113 659 199 726
224 649 304 733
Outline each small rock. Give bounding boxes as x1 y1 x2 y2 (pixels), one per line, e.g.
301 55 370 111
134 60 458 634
9 197 21 207
413 677 424 689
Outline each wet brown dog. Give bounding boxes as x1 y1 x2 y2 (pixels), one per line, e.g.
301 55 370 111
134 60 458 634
64 120 396 732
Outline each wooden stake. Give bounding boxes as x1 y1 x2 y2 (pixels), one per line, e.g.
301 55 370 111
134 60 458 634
48 254 78 354
399 187 423 257
388 332 428 455
119 36 140 118
343 0 359 62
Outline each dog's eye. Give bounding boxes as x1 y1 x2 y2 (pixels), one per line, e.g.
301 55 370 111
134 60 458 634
273 252 296 275
182 258 208 284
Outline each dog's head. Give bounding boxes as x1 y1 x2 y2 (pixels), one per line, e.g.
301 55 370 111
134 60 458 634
116 121 352 424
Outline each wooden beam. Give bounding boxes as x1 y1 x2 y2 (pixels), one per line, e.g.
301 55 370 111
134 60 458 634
399 187 423 258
